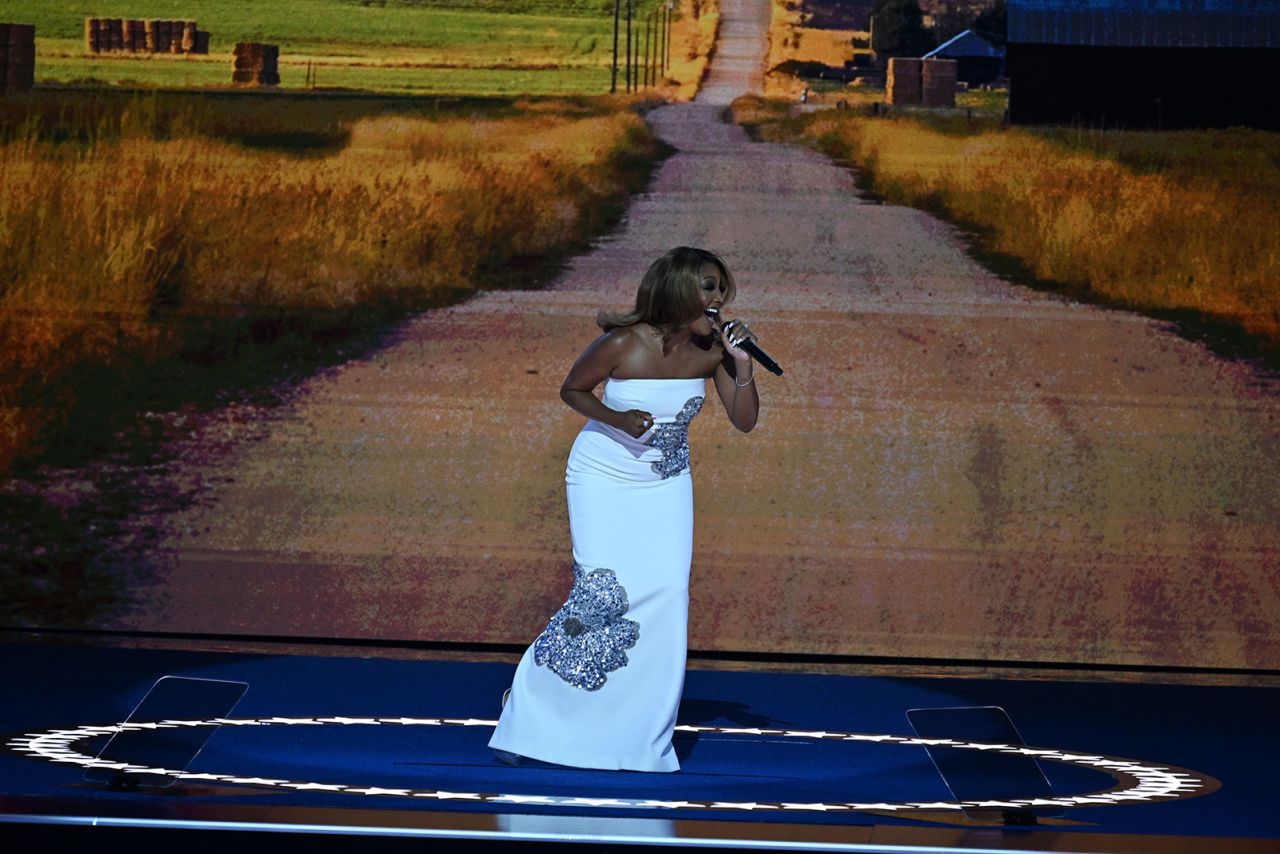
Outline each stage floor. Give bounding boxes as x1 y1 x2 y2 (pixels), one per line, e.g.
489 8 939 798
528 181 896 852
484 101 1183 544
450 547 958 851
2 637 1277 852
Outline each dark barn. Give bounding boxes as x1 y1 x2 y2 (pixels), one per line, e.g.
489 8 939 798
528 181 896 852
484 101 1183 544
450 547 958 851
923 28 1006 85
1008 0 1280 129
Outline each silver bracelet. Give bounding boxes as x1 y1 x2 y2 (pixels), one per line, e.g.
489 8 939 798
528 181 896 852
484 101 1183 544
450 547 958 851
734 372 755 387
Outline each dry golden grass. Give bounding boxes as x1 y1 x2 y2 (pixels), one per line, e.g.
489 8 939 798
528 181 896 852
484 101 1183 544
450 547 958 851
743 103 1280 354
660 0 721 102
763 0 862 100
0 96 660 475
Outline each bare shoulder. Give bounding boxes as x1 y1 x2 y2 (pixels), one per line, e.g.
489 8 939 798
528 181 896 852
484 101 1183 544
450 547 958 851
566 325 646 379
591 325 649 359
608 324 659 372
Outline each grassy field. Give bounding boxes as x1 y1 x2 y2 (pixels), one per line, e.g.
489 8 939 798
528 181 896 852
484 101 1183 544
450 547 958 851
0 91 665 476
733 95 1280 360
6 0 695 96
35 53 612 95
763 0 867 100
0 0 723 476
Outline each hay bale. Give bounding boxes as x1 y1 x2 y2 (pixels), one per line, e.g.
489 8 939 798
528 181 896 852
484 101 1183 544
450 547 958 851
233 43 265 71
886 57 922 105
6 62 35 93
192 30 210 55
154 19 171 53
262 44 280 85
231 42 280 86
84 18 100 53
169 21 183 53
121 19 140 53
6 22 34 44
144 19 156 53
233 41 265 59
921 58 956 107
106 18 124 52
181 21 196 53
5 22 34 66
2 23 35 95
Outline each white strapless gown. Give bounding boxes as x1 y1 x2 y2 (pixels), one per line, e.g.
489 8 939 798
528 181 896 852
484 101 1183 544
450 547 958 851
488 377 707 772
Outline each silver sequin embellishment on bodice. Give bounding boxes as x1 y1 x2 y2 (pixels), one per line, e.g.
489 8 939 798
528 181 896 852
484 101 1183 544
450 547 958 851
645 395 704 479
533 564 640 691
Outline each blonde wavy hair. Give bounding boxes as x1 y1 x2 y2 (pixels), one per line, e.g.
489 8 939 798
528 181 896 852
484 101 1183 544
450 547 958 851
596 246 737 340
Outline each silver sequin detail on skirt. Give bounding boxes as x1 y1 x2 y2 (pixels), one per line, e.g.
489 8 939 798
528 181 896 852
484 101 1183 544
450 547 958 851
645 395 705 479
533 564 640 691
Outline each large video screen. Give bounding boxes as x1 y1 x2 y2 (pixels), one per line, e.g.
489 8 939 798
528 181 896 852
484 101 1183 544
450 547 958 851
3 0 1277 672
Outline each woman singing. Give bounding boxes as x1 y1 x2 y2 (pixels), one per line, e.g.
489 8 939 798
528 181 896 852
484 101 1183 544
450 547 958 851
488 246 760 771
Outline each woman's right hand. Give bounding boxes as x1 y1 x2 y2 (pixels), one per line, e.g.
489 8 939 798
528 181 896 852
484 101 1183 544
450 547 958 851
618 408 655 438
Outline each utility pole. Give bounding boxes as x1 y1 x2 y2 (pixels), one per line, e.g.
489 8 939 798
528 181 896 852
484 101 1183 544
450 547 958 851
658 3 666 78
636 2 643 88
651 7 659 84
611 0 620 93
652 7 659 85
648 7 657 85
655 6 662 81
643 8 652 88
664 1 672 72
660 2 670 77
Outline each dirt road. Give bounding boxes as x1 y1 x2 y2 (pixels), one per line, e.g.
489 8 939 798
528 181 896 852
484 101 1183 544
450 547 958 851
35 0 1280 669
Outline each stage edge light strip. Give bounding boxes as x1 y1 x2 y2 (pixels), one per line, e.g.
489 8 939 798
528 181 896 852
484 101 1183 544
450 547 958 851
5 716 1219 815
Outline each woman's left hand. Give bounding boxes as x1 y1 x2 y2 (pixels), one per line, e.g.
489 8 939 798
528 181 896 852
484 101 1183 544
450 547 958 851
718 319 757 364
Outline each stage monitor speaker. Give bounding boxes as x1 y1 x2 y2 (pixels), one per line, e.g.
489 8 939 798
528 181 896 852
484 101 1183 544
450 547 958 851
906 705 1063 824
84 675 248 790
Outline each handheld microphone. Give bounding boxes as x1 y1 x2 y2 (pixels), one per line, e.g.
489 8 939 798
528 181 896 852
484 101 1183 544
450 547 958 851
704 307 784 376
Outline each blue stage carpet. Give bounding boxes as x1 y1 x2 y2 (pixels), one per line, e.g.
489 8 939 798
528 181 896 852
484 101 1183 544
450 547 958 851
1 642 1276 841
